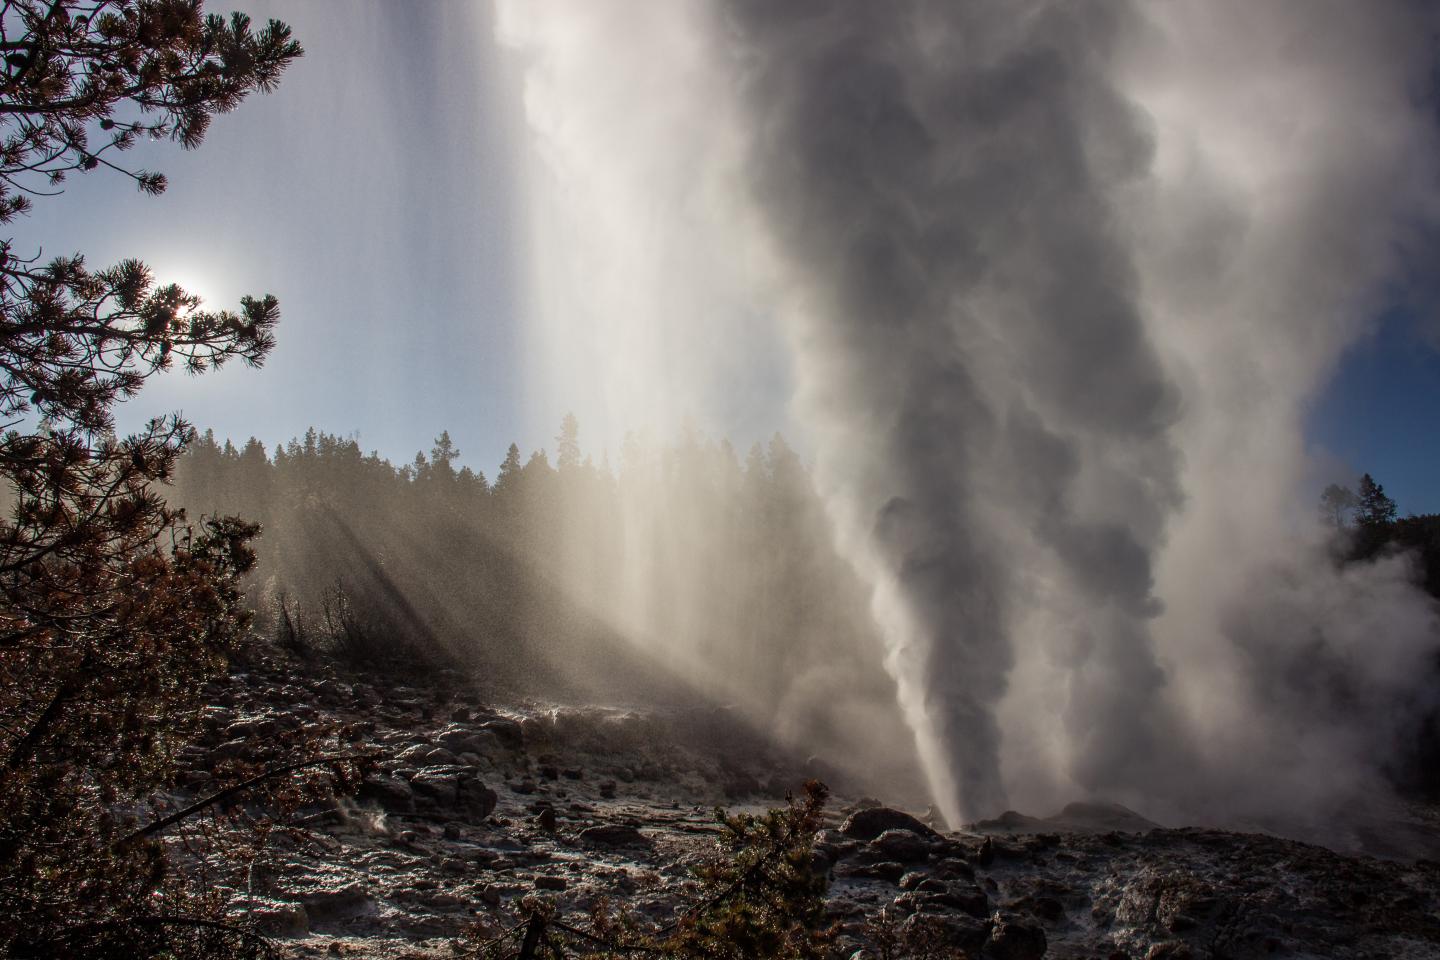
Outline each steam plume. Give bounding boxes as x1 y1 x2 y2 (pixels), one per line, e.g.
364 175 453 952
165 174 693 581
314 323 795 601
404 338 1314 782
499 1 1440 830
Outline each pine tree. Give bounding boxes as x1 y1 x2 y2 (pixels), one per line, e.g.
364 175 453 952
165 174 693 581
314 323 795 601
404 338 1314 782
495 442 523 498
1356 473 1398 527
556 413 581 471
1319 483 1358 528
0 3 305 955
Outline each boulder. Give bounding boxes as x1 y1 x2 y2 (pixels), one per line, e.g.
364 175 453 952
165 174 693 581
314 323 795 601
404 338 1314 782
409 767 497 820
357 775 415 813
300 883 373 924
836 860 906 883
481 718 525 749
871 828 933 863
579 824 646 846
235 899 308 938
984 913 1047 960
840 807 941 843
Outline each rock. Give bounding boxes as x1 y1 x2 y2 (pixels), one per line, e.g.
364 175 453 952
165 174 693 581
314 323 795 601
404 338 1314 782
410 768 459 806
1047 801 1158 835
458 775 499 819
300 883 373 924
396 743 440 765
871 828 933 863
436 725 498 756
242 901 309 938
562 767 584 780
984 913 1047 960
357 775 415 813
540 764 560 780
536 806 558 831
1031 897 1065 922
901 913 990 955
840 807 941 843
579 824 646 846
836 860 906 883
978 837 995 867
598 780 617 799
534 875 568 891
932 885 990 918
409 767 497 820
481 718 525 748
933 856 976 880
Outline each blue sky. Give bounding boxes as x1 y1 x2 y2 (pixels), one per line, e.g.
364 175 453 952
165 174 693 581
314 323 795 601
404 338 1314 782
15 1 534 478
11 1 1438 511
1307 310 1440 517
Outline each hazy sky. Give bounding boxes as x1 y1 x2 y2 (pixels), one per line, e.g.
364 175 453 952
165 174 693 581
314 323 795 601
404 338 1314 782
12 1 1439 513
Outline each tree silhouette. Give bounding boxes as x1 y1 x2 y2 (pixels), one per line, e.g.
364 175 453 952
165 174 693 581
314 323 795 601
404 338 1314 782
1355 473 1398 528
1319 483 1358 528
0 2 303 955
556 412 581 471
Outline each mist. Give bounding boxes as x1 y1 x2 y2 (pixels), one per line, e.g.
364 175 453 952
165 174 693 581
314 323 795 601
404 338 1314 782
494 0 1440 832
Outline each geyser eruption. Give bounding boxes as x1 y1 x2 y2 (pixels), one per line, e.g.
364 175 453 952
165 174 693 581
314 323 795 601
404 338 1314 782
719 0 1188 824
498 1 1440 830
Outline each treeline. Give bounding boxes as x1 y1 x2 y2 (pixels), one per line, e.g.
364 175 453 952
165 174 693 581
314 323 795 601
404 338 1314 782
1321 474 1440 796
1322 473 1440 600
169 418 911 772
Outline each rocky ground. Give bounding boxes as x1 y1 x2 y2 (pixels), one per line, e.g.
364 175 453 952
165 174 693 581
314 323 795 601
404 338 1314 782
172 653 1440 959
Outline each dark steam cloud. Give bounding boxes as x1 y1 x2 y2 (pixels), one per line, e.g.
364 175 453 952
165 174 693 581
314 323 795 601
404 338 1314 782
718 0 1184 821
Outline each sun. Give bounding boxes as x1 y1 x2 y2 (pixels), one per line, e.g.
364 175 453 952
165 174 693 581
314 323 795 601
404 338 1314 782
148 260 220 309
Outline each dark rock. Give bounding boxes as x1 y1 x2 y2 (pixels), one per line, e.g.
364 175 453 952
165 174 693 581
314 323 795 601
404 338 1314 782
410 768 460 806
247 902 309 938
934 856 976 880
933 885 990 919
534 875 568 891
540 765 560 781
901 913 990 955
579 824 646 846
979 836 995 867
840 807 941 843
599 780 617 799
984 913 1047 960
536 807 558 831
562 767 584 780
410 768 497 821
482 718 525 748
837 860 906 883
358 775 415 813
436 726 497 756
300 884 373 924
872 828 933 863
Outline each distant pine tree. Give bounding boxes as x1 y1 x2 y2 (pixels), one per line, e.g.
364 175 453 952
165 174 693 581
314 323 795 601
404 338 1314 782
1356 473 1398 527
